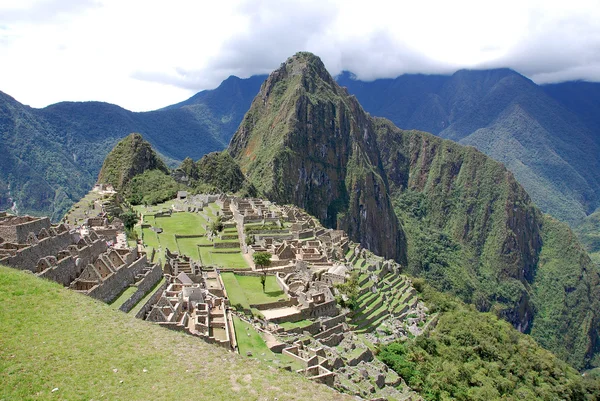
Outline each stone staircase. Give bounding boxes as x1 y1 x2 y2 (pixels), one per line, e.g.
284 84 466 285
349 263 419 333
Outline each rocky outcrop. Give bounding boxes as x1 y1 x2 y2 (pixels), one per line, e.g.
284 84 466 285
229 52 405 262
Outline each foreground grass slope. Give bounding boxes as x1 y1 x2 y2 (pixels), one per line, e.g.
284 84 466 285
0 266 349 401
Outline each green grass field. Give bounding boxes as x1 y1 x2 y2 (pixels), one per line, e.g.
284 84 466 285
221 273 287 311
232 316 303 371
0 266 349 400
129 277 166 315
221 273 251 310
108 286 137 309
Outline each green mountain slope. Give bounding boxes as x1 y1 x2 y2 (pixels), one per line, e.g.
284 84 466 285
0 265 350 400
373 120 600 369
228 52 404 261
338 70 600 225
97 133 169 191
0 76 265 220
574 208 600 264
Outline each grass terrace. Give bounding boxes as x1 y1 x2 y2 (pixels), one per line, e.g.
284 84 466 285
232 316 304 371
222 273 287 311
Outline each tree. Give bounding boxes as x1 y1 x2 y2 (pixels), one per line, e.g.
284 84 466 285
253 252 271 292
210 216 224 235
120 211 138 231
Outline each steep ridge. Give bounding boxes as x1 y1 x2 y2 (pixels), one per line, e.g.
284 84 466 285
97 133 169 191
228 52 404 261
338 70 600 225
374 119 600 370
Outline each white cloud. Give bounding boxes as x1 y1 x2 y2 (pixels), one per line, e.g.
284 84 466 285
0 0 598 111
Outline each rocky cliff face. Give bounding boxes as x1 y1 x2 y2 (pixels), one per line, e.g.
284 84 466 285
97 133 169 191
229 52 404 261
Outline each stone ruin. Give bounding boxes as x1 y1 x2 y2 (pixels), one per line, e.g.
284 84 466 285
142 251 234 349
0 212 161 306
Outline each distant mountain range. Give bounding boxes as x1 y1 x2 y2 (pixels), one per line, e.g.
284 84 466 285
0 75 262 220
1 66 599 227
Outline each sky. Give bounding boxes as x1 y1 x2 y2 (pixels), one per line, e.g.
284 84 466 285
1 0 599 111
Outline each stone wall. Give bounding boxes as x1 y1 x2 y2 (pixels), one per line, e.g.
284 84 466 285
119 264 163 313
1 231 75 272
87 255 148 303
0 216 51 243
135 280 168 319
213 242 240 249
38 256 79 286
251 298 298 310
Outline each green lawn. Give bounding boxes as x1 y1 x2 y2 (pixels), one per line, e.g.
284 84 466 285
129 277 166 315
234 275 286 304
221 273 286 310
278 320 313 330
232 316 304 371
137 211 209 264
221 273 250 310
202 251 249 269
0 266 349 401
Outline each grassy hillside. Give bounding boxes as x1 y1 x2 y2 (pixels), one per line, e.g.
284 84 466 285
0 265 349 400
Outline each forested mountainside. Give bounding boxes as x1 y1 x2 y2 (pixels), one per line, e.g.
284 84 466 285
230 52 600 370
374 120 600 369
337 71 600 226
0 76 259 220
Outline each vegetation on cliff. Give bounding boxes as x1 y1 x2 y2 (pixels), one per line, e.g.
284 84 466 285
97 133 169 191
123 169 182 206
339 70 600 226
379 284 600 400
574 208 600 264
374 120 600 369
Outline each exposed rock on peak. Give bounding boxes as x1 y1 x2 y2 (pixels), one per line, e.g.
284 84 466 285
229 52 405 261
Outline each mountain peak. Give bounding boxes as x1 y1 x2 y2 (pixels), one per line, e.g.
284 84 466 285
229 53 405 261
97 133 168 191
